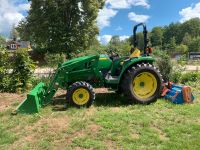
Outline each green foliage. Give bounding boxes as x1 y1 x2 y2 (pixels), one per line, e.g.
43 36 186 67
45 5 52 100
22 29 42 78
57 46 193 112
153 50 172 82
0 48 11 92
164 36 176 52
0 48 36 93
163 23 181 44
181 18 200 39
44 53 66 67
10 24 19 40
188 37 200 52
129 33 145 51
20 0 105 57
175 44 188 54
106 37 131 56
11 49 36 92
0 36 6 48
84 36 131 57
182 32 192 46
150 27 163 47
170 69 200 85
151 18 200 54
180 72 200 84
170 71 182 83
109 36 121 46
170 58 187 83
16 20 30 41
81 45 107 56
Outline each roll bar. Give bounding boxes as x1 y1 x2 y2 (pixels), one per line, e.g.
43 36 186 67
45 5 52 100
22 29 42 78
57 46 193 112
133 23 148 55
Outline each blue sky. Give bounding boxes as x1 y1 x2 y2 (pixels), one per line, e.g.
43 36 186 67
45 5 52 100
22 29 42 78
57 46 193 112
0 0 200 44
97 0 200 44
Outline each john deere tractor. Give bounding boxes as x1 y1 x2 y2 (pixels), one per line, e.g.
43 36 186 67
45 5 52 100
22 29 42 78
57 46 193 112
15 23 163 114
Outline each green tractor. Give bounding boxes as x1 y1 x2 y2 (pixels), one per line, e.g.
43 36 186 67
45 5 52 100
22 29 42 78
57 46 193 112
15 23 163 114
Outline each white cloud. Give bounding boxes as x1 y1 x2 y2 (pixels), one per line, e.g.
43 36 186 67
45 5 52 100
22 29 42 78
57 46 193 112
17 3 30 11
106 0 130 9
98 35 113 45
119 35 129 41
106 0 150 9
128 12 150 23
97 0 150 29
98 35 129 45
97 7 117 29
179 2 200 23
128 0 150 9
0 0 30 36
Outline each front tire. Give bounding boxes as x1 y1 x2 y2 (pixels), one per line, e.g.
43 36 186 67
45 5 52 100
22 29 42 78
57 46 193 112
121 63 162 104
66 82 95 108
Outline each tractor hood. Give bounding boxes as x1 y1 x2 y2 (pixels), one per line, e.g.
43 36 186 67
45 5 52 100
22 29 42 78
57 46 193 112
61 55 100 67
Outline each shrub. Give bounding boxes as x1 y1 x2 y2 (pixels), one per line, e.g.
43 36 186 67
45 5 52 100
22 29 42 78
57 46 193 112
31 76 52 88
153 50 172 82
180 72 200 84
0 48 11 92
169 61 186 83
44 53 66 67
10 49 36 93
170 69 183 83
175 44 188 54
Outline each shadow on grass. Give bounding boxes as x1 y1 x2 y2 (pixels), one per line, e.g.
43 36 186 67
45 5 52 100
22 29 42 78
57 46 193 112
94 92 132 107
52 92 132 111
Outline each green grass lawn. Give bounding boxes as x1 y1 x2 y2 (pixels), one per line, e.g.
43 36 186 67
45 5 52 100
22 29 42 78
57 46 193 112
0 89 200 150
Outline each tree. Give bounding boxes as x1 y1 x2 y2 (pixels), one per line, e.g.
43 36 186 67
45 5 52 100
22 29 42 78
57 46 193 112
188 37 200 52
153 50 172 82
163 23 181 46
23 0 104 58
175 44 188 54
181 18 200 39
182 32 192 46
109 36 120 46
0 36 6 48
107 36 131 56
16 20 31 41
129 32 144 51
150 27 163 47
0 47 10 92
10 25 19 40
119 40 131 56
165 37 176 53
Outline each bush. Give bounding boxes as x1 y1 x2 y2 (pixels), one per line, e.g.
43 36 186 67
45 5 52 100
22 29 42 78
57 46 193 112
32 75 54 89
44 53 66 67
175 44 188 54
11 49 36 93
169 61 186 83
153 50 172 82
0 48 36 93
181 72 200 84
0 48 11 92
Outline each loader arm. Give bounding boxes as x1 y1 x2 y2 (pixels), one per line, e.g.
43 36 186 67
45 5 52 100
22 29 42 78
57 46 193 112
15 55 101 113
41 68 60 106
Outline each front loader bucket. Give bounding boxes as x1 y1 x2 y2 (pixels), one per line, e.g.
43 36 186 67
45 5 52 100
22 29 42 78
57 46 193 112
15 82 47 114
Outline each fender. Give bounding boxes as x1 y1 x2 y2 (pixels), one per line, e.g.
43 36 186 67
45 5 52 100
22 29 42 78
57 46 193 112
118 56 155 83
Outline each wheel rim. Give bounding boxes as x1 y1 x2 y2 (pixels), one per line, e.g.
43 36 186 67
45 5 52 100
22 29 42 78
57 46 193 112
132 72 157 99
72 88 90 105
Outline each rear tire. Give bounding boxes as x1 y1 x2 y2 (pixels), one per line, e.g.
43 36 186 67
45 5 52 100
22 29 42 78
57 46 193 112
121 63 163 104
66 82 95 108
